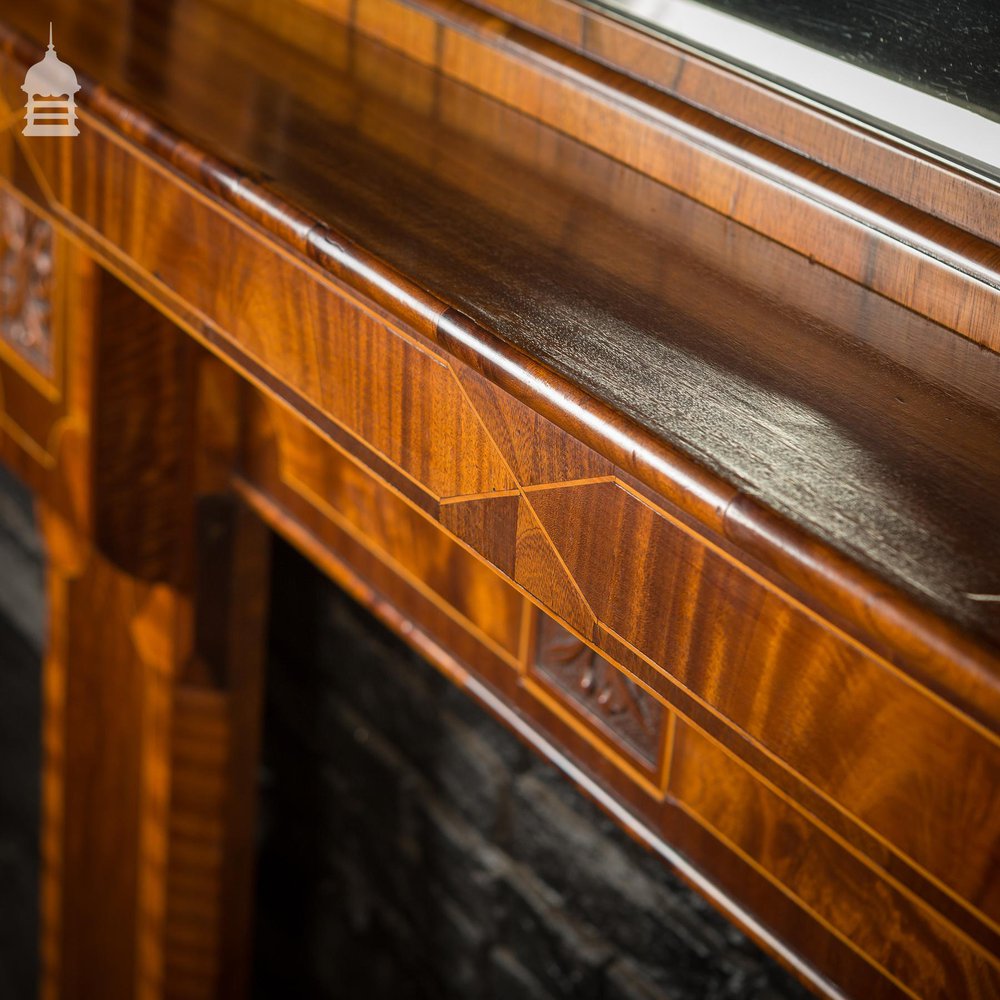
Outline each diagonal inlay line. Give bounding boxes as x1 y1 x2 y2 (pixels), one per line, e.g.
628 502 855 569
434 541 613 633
444 361 601 624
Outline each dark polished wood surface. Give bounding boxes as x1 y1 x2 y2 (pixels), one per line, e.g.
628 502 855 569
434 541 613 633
0 2 999 999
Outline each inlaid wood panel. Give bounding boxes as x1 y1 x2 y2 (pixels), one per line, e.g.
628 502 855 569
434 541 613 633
239 382 673 781
459 368 615 488
242 392 524 661
60 124 515 503
439 494 521 578
237 471 523 704
238 412 991 997
507 501 596 630
233 455 926 1000
529 479 1000 925
0 3 998 999
439 491 599 636
2 11 998 694
670 722 1000 1000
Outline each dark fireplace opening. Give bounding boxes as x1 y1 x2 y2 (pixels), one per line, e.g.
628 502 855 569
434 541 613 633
253 537 811 1000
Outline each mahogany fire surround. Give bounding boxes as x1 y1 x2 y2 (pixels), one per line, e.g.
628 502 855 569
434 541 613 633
0 1 998 998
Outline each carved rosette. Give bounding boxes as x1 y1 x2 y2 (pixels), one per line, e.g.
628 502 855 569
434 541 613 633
0 192 55 377
533 614 663 764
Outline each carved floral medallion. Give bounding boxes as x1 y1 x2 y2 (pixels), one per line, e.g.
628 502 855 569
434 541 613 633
533 614 663 765
0 192 55 378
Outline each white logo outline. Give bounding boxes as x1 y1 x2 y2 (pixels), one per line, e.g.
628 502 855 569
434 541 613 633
22 23 80 138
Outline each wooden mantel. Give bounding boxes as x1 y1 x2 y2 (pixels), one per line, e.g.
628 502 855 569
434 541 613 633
0 1 998 998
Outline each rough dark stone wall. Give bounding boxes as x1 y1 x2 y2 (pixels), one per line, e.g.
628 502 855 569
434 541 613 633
255 538 812 1000
0 465 43 1000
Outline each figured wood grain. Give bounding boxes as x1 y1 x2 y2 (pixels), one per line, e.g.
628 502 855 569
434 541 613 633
165 501 269 1000
236 408 992 997
4 65 998 716
236 432 941 1000
25 268 271 1000
234 358 993 990
1 72 995 996
43 533 152 1000
670 721 1000 1000
243 391 524 660
529 479 1000 923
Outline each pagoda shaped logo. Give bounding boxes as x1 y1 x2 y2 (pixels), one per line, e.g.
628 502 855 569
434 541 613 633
21 24 80 137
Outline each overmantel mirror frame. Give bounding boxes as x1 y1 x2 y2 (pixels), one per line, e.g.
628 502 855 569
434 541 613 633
585 0 1000 183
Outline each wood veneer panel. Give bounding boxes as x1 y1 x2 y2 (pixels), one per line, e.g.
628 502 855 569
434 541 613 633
47 543 149 1000
653 802 914 1000
28 263 272 1000
589 617 1000 961
510 501 597 630
235 475 522 703
459 369 615 487
63 124 514 502
232 471 918 1000
529 480 1000 925
1 6 998 994
439 493 522 578
7 104 995 950
164 687 230 998
238 356 1000 980
670 722 1000 1000
90 266 193 582
242 392 524 660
